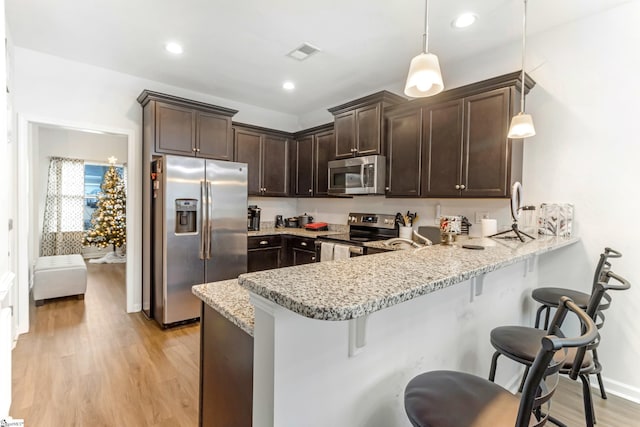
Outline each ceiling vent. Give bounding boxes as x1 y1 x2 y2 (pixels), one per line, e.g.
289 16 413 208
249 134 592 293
286 43 321 61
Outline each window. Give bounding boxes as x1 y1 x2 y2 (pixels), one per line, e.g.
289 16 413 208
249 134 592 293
84 163 124 231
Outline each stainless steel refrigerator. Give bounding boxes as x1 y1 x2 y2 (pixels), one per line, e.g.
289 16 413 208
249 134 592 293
146 155 248 327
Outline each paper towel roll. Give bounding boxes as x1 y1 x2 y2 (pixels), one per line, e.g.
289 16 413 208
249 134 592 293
481 219 498 237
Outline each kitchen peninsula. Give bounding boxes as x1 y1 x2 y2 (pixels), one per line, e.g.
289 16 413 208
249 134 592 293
193 235 578 427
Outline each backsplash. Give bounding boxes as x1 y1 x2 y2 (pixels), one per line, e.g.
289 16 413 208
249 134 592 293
250 196 515 234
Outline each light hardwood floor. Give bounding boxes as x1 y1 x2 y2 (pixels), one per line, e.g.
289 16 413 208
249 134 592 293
10 263 640 426
11 263 200 427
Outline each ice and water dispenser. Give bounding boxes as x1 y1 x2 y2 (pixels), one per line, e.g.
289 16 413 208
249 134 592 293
175 199 198 234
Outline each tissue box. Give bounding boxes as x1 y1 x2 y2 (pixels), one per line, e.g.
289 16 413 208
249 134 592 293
538 203 574 237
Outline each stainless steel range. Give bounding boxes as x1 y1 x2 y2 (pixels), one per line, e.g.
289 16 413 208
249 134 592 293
314 213 398 261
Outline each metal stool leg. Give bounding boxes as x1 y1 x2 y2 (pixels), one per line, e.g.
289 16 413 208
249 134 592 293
579 373 596 427
488 352 500 382
534 304 547 328
592 348 608 399
543 306 551 330
518 366 530 393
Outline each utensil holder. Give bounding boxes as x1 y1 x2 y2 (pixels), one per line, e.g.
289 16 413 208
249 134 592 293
399 226 412 239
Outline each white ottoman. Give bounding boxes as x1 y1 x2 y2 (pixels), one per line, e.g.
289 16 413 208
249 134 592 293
33 254 87 306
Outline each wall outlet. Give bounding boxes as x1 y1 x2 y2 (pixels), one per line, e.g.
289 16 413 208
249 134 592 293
475 211 489 224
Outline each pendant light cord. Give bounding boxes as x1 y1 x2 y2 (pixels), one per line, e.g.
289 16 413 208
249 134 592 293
423 0 429 54
520 0 528 113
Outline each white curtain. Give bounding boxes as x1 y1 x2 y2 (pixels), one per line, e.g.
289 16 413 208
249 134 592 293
40 157 85 256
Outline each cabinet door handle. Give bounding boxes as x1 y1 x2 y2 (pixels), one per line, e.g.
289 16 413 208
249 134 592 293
301 242 307 247
385 187 390 191
196 148 200 152
460 184 466 190
455 184 460 190
192 148 197 152
308 188 313 193
311 257 316 261
259 240 269 245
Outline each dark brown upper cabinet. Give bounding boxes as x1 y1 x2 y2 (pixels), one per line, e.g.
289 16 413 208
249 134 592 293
329 91 405 159
385 71 535 198
314 128 335 196
290 123 335 197
137 90 237 161
291 135 314 197
234 124 290 197
385 108 423 197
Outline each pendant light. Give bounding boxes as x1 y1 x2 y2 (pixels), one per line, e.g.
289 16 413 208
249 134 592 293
508 0 536 138
404 0 444 98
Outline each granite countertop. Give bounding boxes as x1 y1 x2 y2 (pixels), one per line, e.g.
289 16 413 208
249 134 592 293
238 236 579 321
248 226 345 239
192 279 255 336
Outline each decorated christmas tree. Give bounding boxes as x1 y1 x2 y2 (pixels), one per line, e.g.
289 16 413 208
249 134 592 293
84 157 127 253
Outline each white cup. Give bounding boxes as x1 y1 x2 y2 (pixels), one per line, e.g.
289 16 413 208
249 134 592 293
481 219 498 237
399 226 412 239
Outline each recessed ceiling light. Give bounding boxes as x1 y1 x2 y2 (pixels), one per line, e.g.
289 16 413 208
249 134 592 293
165 42 183 54
451 13 477 29
282 81 295 91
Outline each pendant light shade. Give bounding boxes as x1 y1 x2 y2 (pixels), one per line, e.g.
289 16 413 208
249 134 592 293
404 52 444 97
508 0 535 139
404 0 444 98
508 112 536 138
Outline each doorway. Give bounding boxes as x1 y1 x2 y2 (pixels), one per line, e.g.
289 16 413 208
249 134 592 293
15 116 140 336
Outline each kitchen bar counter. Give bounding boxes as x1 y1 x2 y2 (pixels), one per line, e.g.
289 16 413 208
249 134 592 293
193 235 581 427
192 279 254 336
238 235 579 321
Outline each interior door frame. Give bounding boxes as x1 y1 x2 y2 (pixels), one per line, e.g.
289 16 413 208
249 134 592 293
15 114 140 335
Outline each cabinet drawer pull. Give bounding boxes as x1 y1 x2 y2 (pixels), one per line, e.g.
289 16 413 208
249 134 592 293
259 240 269 245
301 242 307 247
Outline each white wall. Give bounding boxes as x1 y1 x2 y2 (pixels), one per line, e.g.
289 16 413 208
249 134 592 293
526 2 640 401
35 126 128 260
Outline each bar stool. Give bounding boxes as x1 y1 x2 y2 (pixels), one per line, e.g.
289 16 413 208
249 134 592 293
532 247 621 400
533 248 621 329
404 297 597 427
488 271 630 427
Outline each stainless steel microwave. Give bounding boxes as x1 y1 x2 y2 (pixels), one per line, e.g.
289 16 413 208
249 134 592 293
327 155 386 195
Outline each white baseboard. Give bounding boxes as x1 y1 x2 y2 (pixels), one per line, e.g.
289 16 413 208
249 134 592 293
591 376 640 404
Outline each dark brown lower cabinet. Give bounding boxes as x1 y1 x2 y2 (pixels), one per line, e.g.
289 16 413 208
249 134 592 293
199 304 253 427
292 248 316 265
248 236 282 272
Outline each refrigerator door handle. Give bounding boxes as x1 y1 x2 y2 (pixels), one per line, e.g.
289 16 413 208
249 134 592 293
199 180 206 260
207 180 214 260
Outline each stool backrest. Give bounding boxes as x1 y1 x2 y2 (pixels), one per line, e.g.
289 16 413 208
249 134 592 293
517 297 598 427
591 247 622 291
569 270 630 380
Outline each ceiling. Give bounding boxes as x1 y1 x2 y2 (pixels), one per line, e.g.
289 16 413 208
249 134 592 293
6 0 630 116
